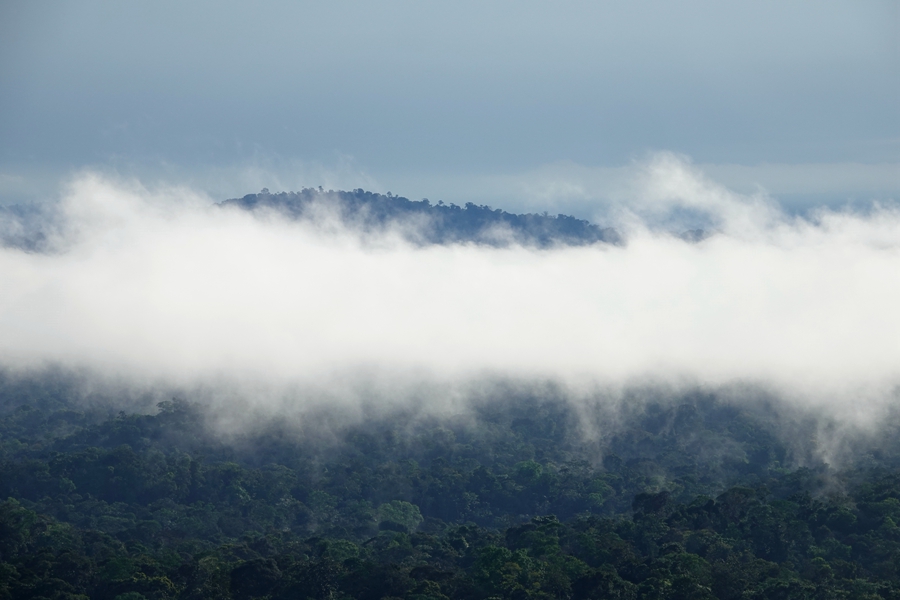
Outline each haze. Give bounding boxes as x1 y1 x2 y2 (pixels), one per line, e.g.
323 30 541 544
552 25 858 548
1 1 897 213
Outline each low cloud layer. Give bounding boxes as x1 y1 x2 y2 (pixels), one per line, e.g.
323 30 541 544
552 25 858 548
0 155 898 424
461 158 900 220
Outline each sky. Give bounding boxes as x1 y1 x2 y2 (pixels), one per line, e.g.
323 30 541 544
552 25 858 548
1 0 897 216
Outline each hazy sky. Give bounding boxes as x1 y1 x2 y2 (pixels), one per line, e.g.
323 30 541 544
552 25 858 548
1 1 897 213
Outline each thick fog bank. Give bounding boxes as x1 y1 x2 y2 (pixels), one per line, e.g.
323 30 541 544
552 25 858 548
0 155 898 430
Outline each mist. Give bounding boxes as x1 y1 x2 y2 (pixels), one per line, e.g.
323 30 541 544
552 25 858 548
0 155 898 430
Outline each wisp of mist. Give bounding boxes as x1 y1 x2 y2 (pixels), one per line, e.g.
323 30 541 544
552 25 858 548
1 155 898 437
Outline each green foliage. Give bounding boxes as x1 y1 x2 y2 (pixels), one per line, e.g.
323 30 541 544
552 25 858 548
1 380 900 598
379 501 424 533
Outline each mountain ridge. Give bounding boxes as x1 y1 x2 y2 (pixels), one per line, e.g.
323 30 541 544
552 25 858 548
219 188 622 247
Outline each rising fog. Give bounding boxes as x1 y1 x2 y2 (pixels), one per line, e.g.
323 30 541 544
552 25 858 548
0 155 898 428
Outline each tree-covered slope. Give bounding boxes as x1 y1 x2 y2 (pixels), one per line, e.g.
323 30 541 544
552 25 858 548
1 378 899 599
219 188 621 247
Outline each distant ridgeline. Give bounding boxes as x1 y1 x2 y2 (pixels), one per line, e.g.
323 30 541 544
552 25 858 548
219 188 621 247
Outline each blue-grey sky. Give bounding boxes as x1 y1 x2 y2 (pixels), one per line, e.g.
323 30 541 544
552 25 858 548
1 0 897 213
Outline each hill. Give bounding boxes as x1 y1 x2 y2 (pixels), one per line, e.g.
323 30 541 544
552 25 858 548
219 188 621 247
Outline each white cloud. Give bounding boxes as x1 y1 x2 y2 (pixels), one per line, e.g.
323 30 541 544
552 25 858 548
0 157 898 426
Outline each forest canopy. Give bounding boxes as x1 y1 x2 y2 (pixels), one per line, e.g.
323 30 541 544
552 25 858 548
1 374 899 599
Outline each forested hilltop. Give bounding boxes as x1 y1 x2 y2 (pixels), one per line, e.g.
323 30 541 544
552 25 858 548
218 189 621 247
2 377 900 599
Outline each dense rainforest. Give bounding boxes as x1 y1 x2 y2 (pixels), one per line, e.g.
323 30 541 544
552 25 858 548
1 375 899 599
